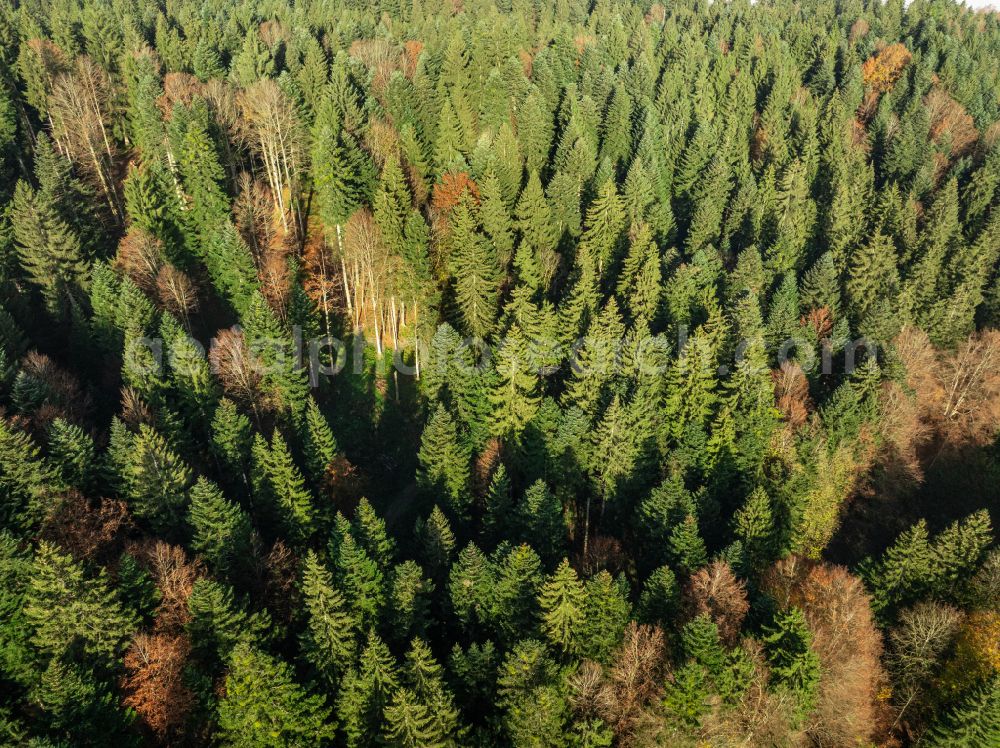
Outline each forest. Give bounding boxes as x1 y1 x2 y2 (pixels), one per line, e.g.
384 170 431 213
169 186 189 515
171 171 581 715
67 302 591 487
0 0 998 744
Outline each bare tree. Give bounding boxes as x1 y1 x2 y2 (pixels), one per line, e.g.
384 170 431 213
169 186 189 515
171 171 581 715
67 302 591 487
209 327 264 421
236 79 304 237
48 56 123 221
156 265 199 329
683 560 750 647
116 227 164 293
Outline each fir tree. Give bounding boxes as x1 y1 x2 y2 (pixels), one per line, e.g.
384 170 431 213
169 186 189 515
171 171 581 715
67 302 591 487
491 543 543 645
448 543 495 632
668 515 709 575
123 424 193 534
448 195 500 339
252 431 316 544
490 325 541 441
389 561 434 642
518 479 564 565
580 571 631 664
301 395 338 488
417 505 456 578
10 181 89 317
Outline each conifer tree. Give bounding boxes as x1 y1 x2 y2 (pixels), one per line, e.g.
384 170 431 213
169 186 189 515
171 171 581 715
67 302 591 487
762 607 821 721
187 579 270 665
332 516 386 631
46 418 98 494
516 171 559 288
352 498 396 571
389 561 434 643
25 542 137 666
733 487 775 572
518 479 565 565
383 689 444 748
538 559 586 657
448 195 500 339
448 543 494 632
579 179 626 277
479 171 515 270
188 476 253 577
301 395 338 487
847 230 900 323
669 515 709 575
338 631 400 748
491 543 543 644
217 643 334 747
417 404 471 519
800 251 841 319
417 505 456 578
639 565 680 625
299 550 355 685
490 324 541 441
921 675 1000 748
580 571 631 664
211 398 252 491
10 181 89 317
123 424 193 534
252 431 316 544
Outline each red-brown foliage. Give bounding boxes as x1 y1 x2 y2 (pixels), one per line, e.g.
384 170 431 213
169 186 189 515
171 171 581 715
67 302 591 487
209 328 264 414
926 87 978 161
129 540 204 631
403 40 424 79
763 557 887 746
862 43 912 94
122 633 195 742
115 226 163 292
772 361 811 430
40 491 131 562
431 171 480 215
17 351 92 431
683 560 750 647
156 265 199 324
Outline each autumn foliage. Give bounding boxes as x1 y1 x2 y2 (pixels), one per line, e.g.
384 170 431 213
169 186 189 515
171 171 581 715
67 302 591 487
763 557 887 746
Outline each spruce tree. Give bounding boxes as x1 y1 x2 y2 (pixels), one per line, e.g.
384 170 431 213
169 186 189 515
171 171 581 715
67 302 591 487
538 559 586 657
448 195 500 339
518 479 565 565
516 171 559 288
762 607 821 721
490 325 541 441
252 431 316 544
188 476 253 577
448 543 495 632
389 561 434 643
416 404 471 520
491 543 543 645
10 181 89 317
301 395 338 488
416 505 456 578
338 631 400 748
299 550 355 685
122 424 193 534
216 643 334 747
25 542 137 666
